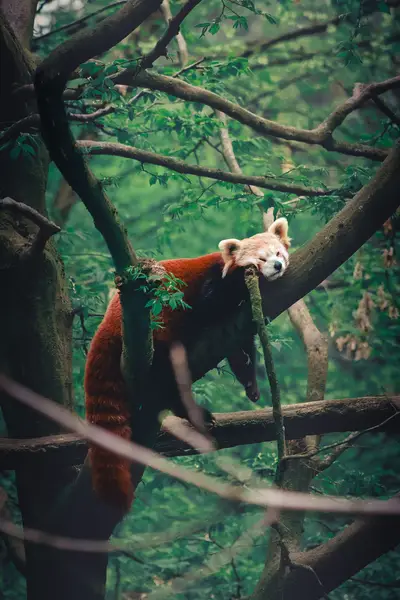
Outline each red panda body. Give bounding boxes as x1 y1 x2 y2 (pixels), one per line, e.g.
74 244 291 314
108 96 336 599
84 253 257 510
85 219 290 511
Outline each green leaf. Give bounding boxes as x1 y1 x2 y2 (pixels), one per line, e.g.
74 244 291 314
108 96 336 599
209 22 220 35
152 301 163 316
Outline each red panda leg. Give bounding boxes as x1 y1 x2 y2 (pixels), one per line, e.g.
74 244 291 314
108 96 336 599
227 336 260 402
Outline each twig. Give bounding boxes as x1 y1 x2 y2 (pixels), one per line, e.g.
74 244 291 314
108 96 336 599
371 96 400 128
169 343 215 447
281 411 400 470
214 109 264 199
160 0 189 66
244 267 286 485
316 75 400 137
145 515 275 600
141 0 203 69
241 17 343 58
32 1 129 44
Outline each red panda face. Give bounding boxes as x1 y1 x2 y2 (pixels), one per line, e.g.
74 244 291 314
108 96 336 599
218 217 290 280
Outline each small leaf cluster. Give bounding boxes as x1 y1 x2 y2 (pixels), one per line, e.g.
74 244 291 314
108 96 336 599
123 265 191 330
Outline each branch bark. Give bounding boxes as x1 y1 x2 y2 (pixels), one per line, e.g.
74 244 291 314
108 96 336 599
113 71 389 161
1 395 399 469
78 140 333 196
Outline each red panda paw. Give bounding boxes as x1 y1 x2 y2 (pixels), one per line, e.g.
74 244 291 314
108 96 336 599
245 383 260 403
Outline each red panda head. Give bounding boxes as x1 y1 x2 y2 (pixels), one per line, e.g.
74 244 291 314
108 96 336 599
218 217 290 280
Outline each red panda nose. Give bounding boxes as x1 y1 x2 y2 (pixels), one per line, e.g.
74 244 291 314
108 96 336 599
274 261 282 272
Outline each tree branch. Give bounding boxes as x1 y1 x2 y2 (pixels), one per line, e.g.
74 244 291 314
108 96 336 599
266 495 400 600
160 0 189 66
113 71 388 161
78 140 334 196
32 1 128 46
0 395 398 470
316 75 400 137
141 0 201 69
259 141 400 322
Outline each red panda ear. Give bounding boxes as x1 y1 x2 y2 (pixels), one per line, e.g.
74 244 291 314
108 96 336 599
218 238 242 278
268 217 291 249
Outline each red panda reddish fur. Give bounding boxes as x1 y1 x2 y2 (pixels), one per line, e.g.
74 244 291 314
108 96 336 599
84 253 227 510
85 219 290 511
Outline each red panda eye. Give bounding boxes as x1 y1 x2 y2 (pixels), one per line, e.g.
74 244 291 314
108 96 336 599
259 257 266 262
276 251 281 257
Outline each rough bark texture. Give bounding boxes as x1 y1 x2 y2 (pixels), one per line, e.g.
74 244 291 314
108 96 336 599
1 395 398 468
0 6 75 600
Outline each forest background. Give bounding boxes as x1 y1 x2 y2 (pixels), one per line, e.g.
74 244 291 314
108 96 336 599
0 1 399 599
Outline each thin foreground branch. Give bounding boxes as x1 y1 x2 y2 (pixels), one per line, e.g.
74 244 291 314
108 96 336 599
2 375 400 518
1 395 399 469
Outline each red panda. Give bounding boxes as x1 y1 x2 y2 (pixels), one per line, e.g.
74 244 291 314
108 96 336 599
84 218 290 510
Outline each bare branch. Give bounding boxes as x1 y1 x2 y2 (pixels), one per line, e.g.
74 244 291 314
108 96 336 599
215 109 264 198
1 395 399 468
140 0 202 69
32 1 128 45
160 0 189 66
316 75 400 137
268 495 400 600
3 375 400 517
78 140 335 196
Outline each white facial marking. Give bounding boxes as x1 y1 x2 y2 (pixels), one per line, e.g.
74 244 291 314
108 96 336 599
258 245 288 280
218 223 290 280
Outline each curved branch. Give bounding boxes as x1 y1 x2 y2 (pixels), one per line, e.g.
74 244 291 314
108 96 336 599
78 140 334 196
316 75 400 137
113 71 388 161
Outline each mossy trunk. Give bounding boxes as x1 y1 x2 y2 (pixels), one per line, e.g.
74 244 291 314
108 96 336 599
0 12 75 600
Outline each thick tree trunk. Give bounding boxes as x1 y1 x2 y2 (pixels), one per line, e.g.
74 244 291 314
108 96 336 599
0 8 75 599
